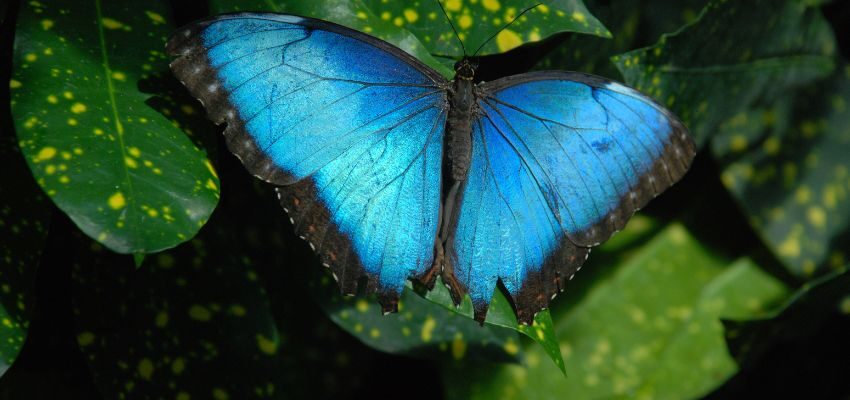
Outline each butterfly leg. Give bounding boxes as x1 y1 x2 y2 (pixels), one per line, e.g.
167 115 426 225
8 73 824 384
433 181 467 307
378 292 399 315
440 241 465 307
419 236 444 289
420 202 445 289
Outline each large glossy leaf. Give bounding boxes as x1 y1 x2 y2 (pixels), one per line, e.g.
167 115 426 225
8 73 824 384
713 67 850 277
210 0 609 78
11 0 219 254
1 5 49 378
443 225 789 400
613 0 836 147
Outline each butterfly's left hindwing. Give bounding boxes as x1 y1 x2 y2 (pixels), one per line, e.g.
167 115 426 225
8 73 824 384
167 14 448 310
446 72 695 323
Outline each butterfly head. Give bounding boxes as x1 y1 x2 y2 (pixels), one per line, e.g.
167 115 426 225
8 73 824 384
454 58 477 81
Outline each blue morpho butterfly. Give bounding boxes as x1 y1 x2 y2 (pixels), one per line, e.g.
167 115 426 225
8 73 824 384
166 7 695 324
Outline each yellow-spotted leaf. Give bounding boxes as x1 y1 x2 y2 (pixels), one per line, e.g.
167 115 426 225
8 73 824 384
613 0 836 147
211 0 609 79
315 277 522 364
355 0 610 56
535 0 641 79
1 9 49 377
423 278 565 373
537 0 710 79
713 67 850 277
11 0 219 254
443 225 789 400
0 131 46 379
68 167 381 399
70 231 289 400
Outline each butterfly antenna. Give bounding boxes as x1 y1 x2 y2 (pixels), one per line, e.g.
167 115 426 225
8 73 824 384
436 0 468 57
472 3 542 57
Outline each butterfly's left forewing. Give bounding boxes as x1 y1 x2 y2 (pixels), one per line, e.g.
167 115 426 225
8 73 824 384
446 72 695 323
167 14 448 310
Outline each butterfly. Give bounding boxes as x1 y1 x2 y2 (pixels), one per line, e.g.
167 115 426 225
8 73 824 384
166 11 695 324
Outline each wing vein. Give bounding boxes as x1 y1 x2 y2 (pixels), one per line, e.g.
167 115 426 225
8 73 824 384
485 95 636 206
481 101 592 235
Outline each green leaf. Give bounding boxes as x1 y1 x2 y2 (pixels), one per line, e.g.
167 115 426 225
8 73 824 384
516 310 564 374
0 130 46 379
423 279 565 373
0 133 45 379
536 0 710 79
0 11 49 379
210 0 609 78
613 0 836 147
71 233 288 399
354 0 610 56
535 0 641 78
443 224 789 400
68 164 385 399
11 0 219 254
637 0 709 45
316 278 521 363
724 267 850 367
713 66 850 277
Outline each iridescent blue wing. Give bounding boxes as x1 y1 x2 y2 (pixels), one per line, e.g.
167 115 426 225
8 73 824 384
167 13 447 311
446 72 695 323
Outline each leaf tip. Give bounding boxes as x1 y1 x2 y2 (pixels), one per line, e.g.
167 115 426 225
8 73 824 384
133 252 145 268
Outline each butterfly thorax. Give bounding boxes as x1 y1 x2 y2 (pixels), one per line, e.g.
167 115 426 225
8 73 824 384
446 59 477 182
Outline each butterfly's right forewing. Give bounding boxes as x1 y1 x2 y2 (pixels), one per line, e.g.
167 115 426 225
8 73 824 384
167 13 449 311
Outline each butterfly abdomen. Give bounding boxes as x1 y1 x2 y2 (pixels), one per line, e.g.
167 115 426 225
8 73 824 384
446 77 475 182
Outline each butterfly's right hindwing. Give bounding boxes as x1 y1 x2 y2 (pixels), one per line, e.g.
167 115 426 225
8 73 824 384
445 72 695 323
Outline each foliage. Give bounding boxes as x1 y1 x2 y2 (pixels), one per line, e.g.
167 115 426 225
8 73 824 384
443 225 788 399
614 0 836 147
724 267 850 368
2 0 849 398
714 67 850 277
0 0 48 378
0 114 42 379
211 0 609 77
11 0 219 255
